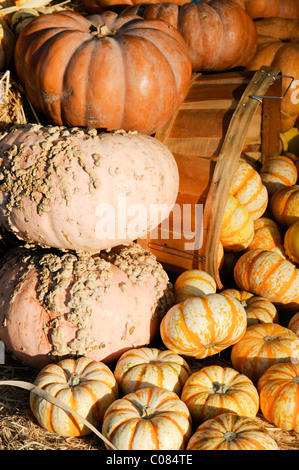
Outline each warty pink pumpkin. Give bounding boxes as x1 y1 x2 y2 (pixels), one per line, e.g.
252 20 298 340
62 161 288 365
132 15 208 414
0 124 179 252
0 243 174 369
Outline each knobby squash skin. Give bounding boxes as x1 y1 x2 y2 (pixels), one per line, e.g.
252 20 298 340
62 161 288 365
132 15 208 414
14 10 192 134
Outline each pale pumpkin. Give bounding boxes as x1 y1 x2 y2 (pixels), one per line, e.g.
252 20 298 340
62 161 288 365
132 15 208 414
181 365 259 426
234 249 299 308
260 156 298 197
160 293 247 359
0 243 174 369
173 269 216 303
246 217 285 258
257 362 299 432
229 159 268 220
113 347 191 395
102 387 192 450
186 412 279 450
284 220 299 264
231 322 298 382
14 10 192 134
0 124 179 252
288 311 299 336
220 194 254 252
270 185 299 228
29 356 118 436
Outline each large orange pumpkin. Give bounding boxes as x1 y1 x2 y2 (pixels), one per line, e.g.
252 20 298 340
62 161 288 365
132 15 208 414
83 0 189 13
14 10 192 134
244 0 299 19
121 0 258 72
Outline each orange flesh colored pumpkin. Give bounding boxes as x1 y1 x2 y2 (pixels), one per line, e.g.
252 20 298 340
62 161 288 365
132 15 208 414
231 322 298 383
29 356 119 437
181 365 259 425
102 387 192 450
244 0 299 19
173 269 216 303
284 220 299 264
160 293 247 359
257 362 299 432
83 0 190 14
220 194 254 252
186 412 279 450
260 155 298 198
246 217 286 258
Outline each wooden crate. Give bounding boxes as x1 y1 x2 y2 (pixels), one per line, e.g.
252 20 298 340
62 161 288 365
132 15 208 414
138 66 283 288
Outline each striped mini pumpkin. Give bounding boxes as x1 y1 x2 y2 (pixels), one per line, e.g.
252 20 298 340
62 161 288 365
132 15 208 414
288 312 299 336
181 365 259 425
30 356 118 436
260 155 298 197
186 413 279 450
113 347 191 395
257 362 299 432
246 217 286 258
231 322 298 382
284 220 299 264
173 269 216 303
270 185 299 228
220 194 254 252
102 387 192 450
160 293 247 359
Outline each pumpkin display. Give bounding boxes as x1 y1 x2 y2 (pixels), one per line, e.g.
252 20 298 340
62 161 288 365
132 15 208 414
160 293 247 359
83 0 190 14
244 0 299 19
181 365 259 426
260 156 298 197
222 289 278 326
270 185 299 228
0 243 174 369
246 217 285 258
121 0 258 72
113 347 190 395
234 249 299 308
173 269 216 303
14 10 192 134
288 311 299 336
0 17 15 71
284 220 299 264
29 356 118 437
186 412 279 450
229 159 268 220
102 387 192 450
257 362 299 432
247 18 299 132
0 124 179 252
220 194 254 252
231 322 298 382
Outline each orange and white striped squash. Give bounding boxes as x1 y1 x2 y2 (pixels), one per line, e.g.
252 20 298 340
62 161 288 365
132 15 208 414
220 194 254 252
229 160 268 220
29 356 119 437
173 269 216 303
181 365 259 426
257 362 299 432
234 249 299 307
246 217 286 258
113 347 191 395
270 185 299 228
102 387 192 450
288 311 299 336
160 293 247 359
260 155 298 197
186 412 279 450
284 220 299 264
231 322 298 382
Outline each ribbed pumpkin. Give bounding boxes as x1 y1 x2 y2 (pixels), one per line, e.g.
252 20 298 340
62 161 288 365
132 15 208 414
234 249 299 308
229 160 268 220
257 362 299 432
284 220 299 264
222 289 278 326
29 356 119 436
102 387 192 450
288 311 299 336
173 269 216 303
260 156 298 197
220 194 254 252
231 322 298 382
160 293 247 359
113 347 191 395
83 0 190 14
181 365 259 426
270 185 299 228
244 0 299 19
186 412 279 450
247 18 299 132
14 10 192 134
121 0 258 72
246 217 285 258
0 17 15 71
